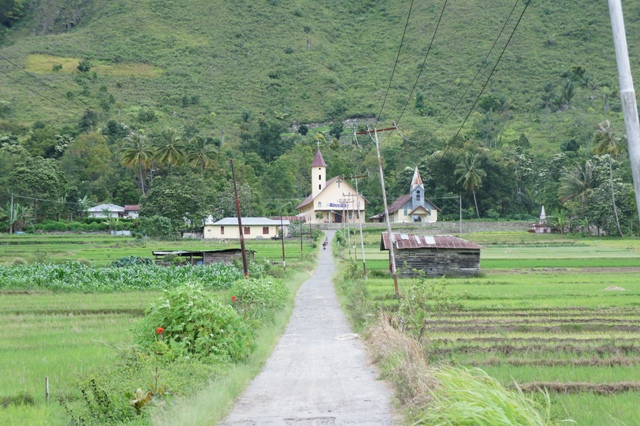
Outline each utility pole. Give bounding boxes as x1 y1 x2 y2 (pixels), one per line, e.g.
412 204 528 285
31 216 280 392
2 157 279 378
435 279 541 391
9 193 14 235
358 125 399 297
230 160 249 278
459 194 462 234
608 0 640 221
352 174 368 279
280 211 286 270
339 195 351 257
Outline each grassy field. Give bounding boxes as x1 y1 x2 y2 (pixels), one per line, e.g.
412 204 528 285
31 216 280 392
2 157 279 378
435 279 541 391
0 233 315 266
2 0 639 154
0 233 317 425
338 229 640 425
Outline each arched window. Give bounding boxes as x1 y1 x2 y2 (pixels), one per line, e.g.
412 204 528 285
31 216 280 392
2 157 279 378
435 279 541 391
416 190 421 201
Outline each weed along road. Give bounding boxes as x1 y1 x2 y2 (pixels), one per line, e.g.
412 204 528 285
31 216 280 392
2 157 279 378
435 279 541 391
223 231 395 425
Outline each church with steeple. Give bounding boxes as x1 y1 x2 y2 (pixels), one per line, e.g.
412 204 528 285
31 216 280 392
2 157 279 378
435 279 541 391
370 167 440 223
296 149 367 224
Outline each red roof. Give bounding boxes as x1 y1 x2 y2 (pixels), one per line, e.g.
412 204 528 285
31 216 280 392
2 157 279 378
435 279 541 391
124 205 140 211
311 149 327 167
381 233 482 250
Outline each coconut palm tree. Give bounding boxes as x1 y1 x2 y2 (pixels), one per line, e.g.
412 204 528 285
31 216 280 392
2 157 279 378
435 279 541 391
455 152 486 219
185 136 217 175
120 133 153 195
558 160 595 228
592 120 626 236
154 128 184 175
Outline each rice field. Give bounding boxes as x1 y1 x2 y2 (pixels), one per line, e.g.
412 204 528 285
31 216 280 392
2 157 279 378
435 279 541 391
340 229 640 425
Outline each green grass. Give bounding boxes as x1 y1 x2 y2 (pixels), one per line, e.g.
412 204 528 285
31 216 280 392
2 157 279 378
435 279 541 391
337 231 640 424
1 0 639 155
0 234 316 266
0 234 319 424
0 291 158 425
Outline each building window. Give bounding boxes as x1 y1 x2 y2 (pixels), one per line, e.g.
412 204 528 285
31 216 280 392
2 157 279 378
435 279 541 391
319 184 321 190
243 226 250 235
416 190 421 201
318 201 322 208
319 174 321 181
338 180 341 188
404 208 408 216
220 226 224 235
263 227 269 235
349 211 353 219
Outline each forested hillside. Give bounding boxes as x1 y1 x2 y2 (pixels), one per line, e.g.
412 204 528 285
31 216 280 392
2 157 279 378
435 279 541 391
1 0 639 235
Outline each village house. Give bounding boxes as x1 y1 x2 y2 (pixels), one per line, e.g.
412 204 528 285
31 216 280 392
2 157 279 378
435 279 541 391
370 167 440 224
204 217 289 240
87 203 125 218
381 232 482 277
124 205 140 219
296 149 367 224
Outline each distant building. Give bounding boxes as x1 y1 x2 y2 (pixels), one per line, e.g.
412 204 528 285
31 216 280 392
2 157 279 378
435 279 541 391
204 217 289 240
381 232 482 277
87 203 125 218
296 149 367 224
124 205 140 219
370 167 440 223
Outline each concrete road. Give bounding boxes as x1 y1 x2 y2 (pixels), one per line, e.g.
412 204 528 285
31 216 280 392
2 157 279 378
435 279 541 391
222 230 395 426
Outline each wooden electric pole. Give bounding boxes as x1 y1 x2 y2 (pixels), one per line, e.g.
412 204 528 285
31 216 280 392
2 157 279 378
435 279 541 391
608 0 640 222
230 160 249 278
358 126 399 296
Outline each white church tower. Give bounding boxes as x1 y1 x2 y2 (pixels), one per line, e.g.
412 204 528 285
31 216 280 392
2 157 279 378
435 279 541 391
311 148 327 199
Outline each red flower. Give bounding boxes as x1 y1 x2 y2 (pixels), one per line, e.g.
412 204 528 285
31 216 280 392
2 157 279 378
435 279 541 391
156 327 164 334
231 296 237 302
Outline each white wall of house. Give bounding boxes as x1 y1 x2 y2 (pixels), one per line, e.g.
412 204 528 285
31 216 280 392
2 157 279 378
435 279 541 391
204 224 285 239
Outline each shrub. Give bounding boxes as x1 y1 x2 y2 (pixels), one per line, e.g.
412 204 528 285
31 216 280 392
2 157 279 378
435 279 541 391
138 215 173 238
77 59 92 72
230 277 288 323
109 256 153 267
397 273 462 341
76 258 92 266
12 257 27 266
134 283 254 363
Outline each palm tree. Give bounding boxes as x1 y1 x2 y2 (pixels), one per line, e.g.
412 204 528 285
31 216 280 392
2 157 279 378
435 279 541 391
185 136 217 175
455 152 486 219
1 202 33 232
592 120 626 236
154 128 184 175
558 160 595 227
120 133 153 195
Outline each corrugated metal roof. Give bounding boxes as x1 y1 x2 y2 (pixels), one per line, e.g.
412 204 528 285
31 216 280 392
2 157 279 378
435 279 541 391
380 233 482 250
209 217 290 226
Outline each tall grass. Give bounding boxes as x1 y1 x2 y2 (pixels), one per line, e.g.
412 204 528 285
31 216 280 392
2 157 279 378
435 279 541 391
414 366 561 426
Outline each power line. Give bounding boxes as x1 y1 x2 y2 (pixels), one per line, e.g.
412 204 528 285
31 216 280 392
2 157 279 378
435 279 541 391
11 194 89 206
430 0 520 138
0 66 61 108
375 0 416 127
395 0 449 127
444 0 530 153
0 53 90 108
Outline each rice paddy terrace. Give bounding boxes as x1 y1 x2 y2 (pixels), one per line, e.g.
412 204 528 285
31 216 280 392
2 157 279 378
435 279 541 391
345 229 640 425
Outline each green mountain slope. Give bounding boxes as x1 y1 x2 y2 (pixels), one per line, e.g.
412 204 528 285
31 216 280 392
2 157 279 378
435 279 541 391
1 0 639 154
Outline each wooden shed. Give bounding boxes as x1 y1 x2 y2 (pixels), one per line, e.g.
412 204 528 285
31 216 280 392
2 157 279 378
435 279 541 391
152 249 255 266
381 233 482 277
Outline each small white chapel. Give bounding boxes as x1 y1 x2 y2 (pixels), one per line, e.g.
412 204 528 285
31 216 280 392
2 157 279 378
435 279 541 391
296 149 367 224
